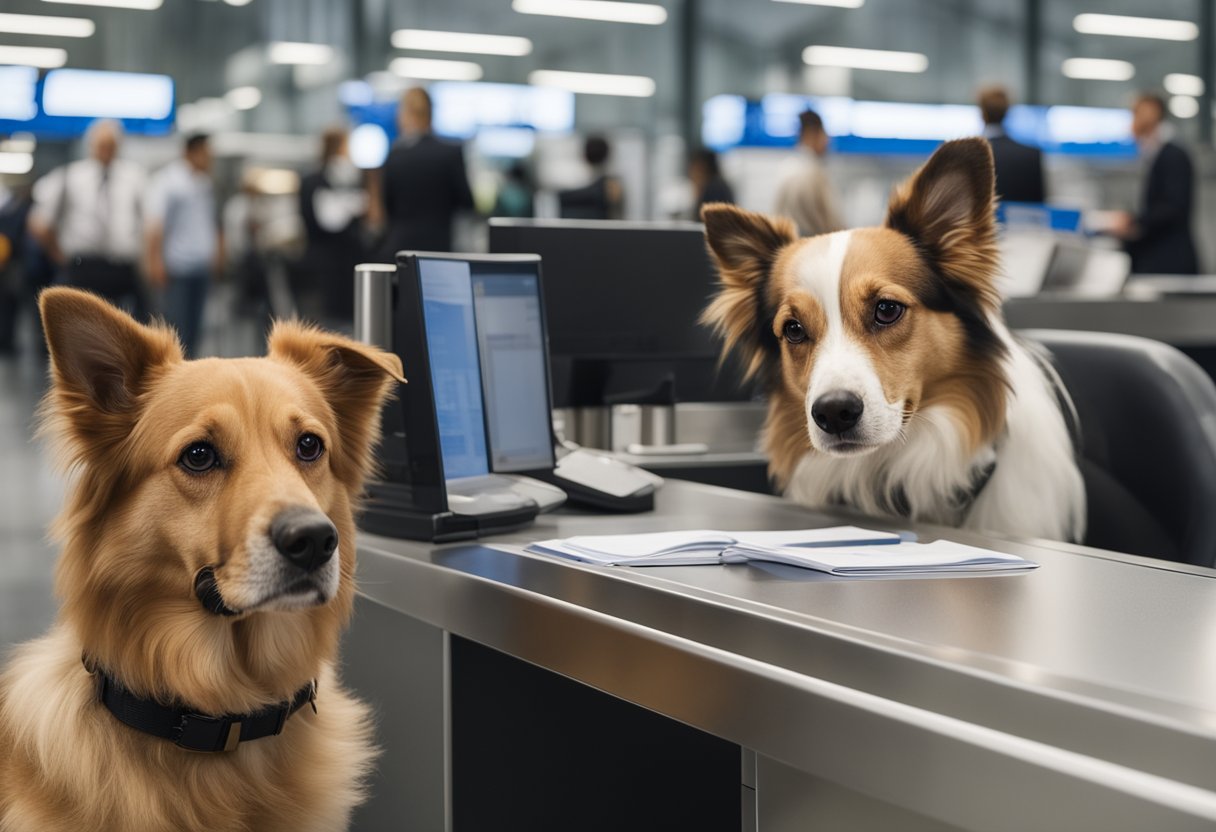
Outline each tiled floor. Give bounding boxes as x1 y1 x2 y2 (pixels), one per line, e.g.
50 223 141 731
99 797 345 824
0 351 61 652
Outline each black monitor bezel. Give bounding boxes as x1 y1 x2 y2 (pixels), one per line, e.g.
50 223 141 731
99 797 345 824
395 251 555 501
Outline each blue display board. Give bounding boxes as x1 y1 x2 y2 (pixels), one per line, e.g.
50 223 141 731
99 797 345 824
704 94 1137 159
0 68 175 139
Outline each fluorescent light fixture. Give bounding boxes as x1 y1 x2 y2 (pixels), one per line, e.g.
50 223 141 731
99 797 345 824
0 151 33 176
391 29 532 56
0 134 36 153
1073 13 1197 41
43 69 174 118
512 0 667 26
225 85 261 110
267 41 333 65
223 0 253 5
1169 94 1199 119
529 69 655 97
773 0 863 6
0 12 94 37
1164 73 1204 97
42 0 162 8
389 57 483 81
0 66 39 120
0 44 67 68
802 45 927 73
349 122 390 169
1061 58 1134 81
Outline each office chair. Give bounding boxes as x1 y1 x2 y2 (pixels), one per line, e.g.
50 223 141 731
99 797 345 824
1023 329 1216 567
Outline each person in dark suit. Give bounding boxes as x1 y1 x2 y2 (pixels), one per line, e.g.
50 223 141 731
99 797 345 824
688 148 735 214
558 136 623 220
977 85 1046 205
1112 92 1200 275
379 87 474 254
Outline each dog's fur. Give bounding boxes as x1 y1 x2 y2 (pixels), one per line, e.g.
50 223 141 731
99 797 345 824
702 138 1085 542
0 289 403 831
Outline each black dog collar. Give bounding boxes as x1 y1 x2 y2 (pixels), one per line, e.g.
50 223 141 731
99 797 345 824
84 657 316 753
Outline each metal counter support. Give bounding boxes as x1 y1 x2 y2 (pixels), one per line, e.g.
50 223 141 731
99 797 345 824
347 480 1216 831
353 263 396 350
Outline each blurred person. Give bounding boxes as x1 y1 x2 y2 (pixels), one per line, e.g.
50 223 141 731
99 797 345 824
977 85 1046 204
144 132 221 357
688 147 734 214
1110 92 1200 275
774 109 844 237
28 119 149 318
300 126 368 324
0 182 32 355
380 87 474 254
492 162 535 218
559 135 623 220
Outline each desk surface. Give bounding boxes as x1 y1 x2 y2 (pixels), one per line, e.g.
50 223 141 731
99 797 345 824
1005 293 1216 347
356 480 1216 830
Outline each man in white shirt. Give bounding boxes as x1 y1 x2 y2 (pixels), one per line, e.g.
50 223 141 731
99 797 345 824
28 119 148 318
773 109 845 238
145 133 222 356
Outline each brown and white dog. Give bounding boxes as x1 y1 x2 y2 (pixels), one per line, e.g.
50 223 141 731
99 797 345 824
702 138 1085 542
0 289 402 831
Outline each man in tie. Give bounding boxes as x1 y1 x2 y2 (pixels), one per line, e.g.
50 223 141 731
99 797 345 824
28 119 149 318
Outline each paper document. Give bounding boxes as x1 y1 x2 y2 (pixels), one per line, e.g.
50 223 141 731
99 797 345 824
525 528 1037 575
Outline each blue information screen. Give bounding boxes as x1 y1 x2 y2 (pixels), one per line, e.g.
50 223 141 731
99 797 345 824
418 259 489 480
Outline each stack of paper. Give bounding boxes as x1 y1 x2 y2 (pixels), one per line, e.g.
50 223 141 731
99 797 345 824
525 527 1038 576
526 526 903 567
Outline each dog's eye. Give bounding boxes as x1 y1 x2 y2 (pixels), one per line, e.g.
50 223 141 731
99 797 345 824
179 442 220 474
782 320 808 344
296 433 324 463
874 300 906 327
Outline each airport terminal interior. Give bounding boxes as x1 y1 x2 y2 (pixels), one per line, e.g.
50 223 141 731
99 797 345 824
4 0 1216 830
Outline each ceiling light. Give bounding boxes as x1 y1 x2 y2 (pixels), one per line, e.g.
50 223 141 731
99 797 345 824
773 0 863 6
0 134 36 153
529 69 655 97
41 0 162 9
267 41 333 65
0 44 67 68
1169 95 1199 119
1164 73 1204 97
512 0 667 26
0 12 94 37
222 0 253 5
1073 13 1197 41
1061 58 1135 81
389 57 483 81
0 151 34 176
802 45 927 73
391 29 532 56
225 86 261 110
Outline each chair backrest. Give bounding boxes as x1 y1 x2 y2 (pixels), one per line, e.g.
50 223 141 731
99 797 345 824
1022 329 1216 567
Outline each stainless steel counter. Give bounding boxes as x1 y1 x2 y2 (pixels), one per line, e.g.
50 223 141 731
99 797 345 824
350 479 1216 831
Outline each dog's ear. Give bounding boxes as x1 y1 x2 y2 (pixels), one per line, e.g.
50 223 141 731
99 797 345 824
269 322 405 486
885 137 1000 308
700 203 797 384
39 287 182 452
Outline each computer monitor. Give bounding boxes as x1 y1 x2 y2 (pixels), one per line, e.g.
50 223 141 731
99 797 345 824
488 219 752 407
395 252 556 508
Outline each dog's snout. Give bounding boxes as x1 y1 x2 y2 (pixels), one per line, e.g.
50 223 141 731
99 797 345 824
812 390 864 435
271 508 338 573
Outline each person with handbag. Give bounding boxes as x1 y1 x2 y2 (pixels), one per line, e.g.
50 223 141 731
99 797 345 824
27 119 149 320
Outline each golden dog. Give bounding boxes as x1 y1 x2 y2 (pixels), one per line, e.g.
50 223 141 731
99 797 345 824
0 288 402 831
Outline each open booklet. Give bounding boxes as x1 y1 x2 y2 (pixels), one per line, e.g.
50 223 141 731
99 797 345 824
525 526 1038 576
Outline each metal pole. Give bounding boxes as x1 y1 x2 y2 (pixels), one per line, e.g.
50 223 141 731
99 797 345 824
1200 0 1214 146
1024 0 1041 105
353 263 396 349
679 0 702 155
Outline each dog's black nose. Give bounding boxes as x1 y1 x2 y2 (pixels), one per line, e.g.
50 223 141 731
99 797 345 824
271 508 338 573
811 391 864 435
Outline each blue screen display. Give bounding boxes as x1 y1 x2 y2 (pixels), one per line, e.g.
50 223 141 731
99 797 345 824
418 259 489 480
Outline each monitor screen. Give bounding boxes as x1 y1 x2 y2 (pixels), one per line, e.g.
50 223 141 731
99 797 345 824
417 258 490 481
472 272 554 473
488 220 753 407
